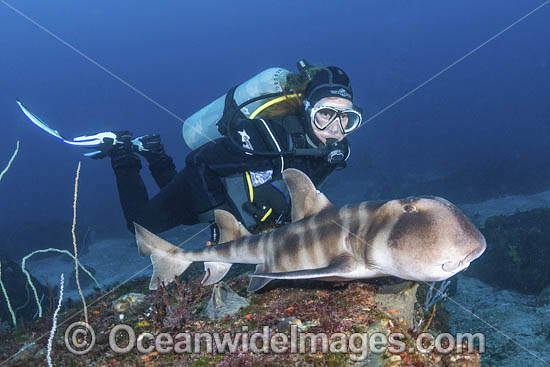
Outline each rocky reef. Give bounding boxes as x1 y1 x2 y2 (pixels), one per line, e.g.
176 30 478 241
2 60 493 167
0 265 481 367
468 208 550 295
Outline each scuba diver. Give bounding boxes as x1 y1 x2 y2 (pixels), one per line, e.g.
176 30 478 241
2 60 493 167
73 62 364 244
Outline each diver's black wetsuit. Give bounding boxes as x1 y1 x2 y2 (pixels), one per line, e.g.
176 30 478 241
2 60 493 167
112 113 349 234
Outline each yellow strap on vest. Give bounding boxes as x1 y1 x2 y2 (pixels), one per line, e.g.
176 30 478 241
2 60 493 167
245 171 272 222
260 208 272 222
249 93 302 119
245 171 254 202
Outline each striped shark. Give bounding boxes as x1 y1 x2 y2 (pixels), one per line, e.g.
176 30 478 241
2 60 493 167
135 169 486 292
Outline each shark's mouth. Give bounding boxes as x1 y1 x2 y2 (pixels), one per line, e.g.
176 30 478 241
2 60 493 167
442 260 463 273
441 247 484 273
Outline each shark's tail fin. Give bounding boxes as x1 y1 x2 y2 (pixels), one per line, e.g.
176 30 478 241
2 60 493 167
134 223 192 290
202 210 251 285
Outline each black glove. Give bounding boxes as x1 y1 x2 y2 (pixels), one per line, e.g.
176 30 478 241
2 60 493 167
242 181 288 223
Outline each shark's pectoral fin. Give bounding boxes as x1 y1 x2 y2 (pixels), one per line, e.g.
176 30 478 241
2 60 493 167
251 255 358 280
247 264 272 292
134 223 191 290
282 169 332 222
203 262 232 285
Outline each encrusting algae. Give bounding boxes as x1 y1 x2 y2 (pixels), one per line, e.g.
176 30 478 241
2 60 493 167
0 266 482 367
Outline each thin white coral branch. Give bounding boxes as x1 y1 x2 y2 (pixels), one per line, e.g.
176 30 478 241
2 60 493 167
46 273 64 367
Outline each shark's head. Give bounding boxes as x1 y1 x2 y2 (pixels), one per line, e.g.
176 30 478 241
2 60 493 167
366 196 486 282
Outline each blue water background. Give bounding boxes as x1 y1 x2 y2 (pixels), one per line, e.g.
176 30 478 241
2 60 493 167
0 0 548 257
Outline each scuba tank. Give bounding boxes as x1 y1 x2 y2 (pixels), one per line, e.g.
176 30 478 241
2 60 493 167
182 60 347 164
182 67 302 150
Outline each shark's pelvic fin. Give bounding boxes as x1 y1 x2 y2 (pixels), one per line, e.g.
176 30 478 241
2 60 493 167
134 223 191 290
202 210 252 285
250 255 357 280
283 168 332 222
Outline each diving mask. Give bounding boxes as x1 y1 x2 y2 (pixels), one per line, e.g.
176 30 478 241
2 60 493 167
310 104 363 134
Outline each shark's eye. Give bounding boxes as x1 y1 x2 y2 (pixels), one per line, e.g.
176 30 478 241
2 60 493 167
403 204 417 213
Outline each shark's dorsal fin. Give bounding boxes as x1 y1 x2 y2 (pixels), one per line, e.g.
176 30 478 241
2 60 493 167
215 209 251 243
283 168 333 222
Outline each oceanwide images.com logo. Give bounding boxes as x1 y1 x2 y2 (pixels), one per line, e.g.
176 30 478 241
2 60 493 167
65 322 485 361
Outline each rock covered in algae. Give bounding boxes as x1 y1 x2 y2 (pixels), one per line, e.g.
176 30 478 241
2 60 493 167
469 208 550 294
201 281 249 319
374 281 419 329
112 292 146 314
